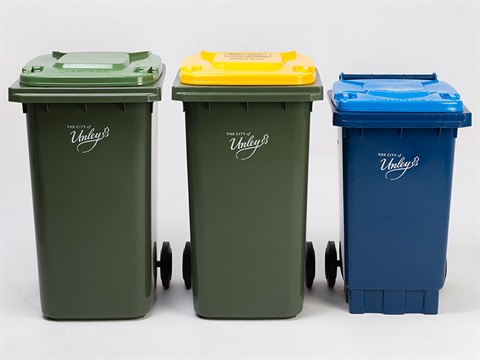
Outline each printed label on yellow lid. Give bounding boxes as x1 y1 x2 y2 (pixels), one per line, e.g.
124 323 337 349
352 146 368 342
221 52 275 61
179 51 316 85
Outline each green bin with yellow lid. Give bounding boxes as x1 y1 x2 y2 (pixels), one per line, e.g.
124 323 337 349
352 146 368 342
172 51 323 319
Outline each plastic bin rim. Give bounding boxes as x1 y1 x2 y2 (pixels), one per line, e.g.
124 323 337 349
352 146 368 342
172 69 323 102
8 64 165 104
327 90 472 129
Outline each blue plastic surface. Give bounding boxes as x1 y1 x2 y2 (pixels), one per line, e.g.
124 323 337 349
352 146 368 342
332 74 472 314
333 73 465 113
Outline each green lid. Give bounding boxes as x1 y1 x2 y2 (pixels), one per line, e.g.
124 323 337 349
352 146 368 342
20 51 163 87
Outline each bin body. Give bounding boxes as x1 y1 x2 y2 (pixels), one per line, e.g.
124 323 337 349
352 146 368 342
332 74 472 314
9 51 164 319
173 51 322 318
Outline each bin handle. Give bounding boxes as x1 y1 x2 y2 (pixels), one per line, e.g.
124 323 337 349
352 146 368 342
339 73 437 81
51 51 151 63
128 51 151 62
52 51 66 60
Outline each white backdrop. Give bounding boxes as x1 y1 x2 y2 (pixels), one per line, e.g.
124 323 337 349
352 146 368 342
1 1 479 359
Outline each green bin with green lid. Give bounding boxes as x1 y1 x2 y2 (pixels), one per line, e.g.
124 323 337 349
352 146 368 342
172 51 323 319
8 51 172 320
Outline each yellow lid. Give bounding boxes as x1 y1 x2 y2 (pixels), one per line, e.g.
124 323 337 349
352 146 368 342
179 51 316 85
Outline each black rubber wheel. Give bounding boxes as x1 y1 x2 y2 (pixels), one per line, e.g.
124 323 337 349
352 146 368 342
183 242 192 289
153 242 158 287
160 241 172 289
444 259 448 281
339 241 344 279
325 241 338 288
305 241 316 289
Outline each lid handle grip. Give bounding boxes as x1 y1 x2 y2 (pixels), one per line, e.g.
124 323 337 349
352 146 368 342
52 51 66 60
128 51 151 63
339 73 437 81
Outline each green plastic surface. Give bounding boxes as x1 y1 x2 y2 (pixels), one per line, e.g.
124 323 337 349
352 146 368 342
9 76 163 103
173 67 322 318
172 70 323 102
26 102 156 320
19 51 162 87
181 101 317 319
9 51 164 319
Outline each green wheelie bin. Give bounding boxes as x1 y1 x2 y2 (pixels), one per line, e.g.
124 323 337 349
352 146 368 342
172 51 323 319
8 51 172 320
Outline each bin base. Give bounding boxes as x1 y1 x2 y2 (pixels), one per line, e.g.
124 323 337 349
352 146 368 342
194 296 303 320
41 305 152 321
193 300 303 320
42 312 148 321
346 288 439 315
195 312 299 320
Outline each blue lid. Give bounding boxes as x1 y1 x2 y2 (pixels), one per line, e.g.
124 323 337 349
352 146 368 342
332 73 464 113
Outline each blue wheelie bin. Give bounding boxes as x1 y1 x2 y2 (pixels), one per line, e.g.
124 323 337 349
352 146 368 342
325 73 472 314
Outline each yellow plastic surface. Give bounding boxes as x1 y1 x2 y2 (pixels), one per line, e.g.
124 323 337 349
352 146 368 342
179 51 316 85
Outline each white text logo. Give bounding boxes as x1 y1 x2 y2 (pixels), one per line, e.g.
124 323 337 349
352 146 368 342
227 131 269 160
378 153 420 181
68 125 110 153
